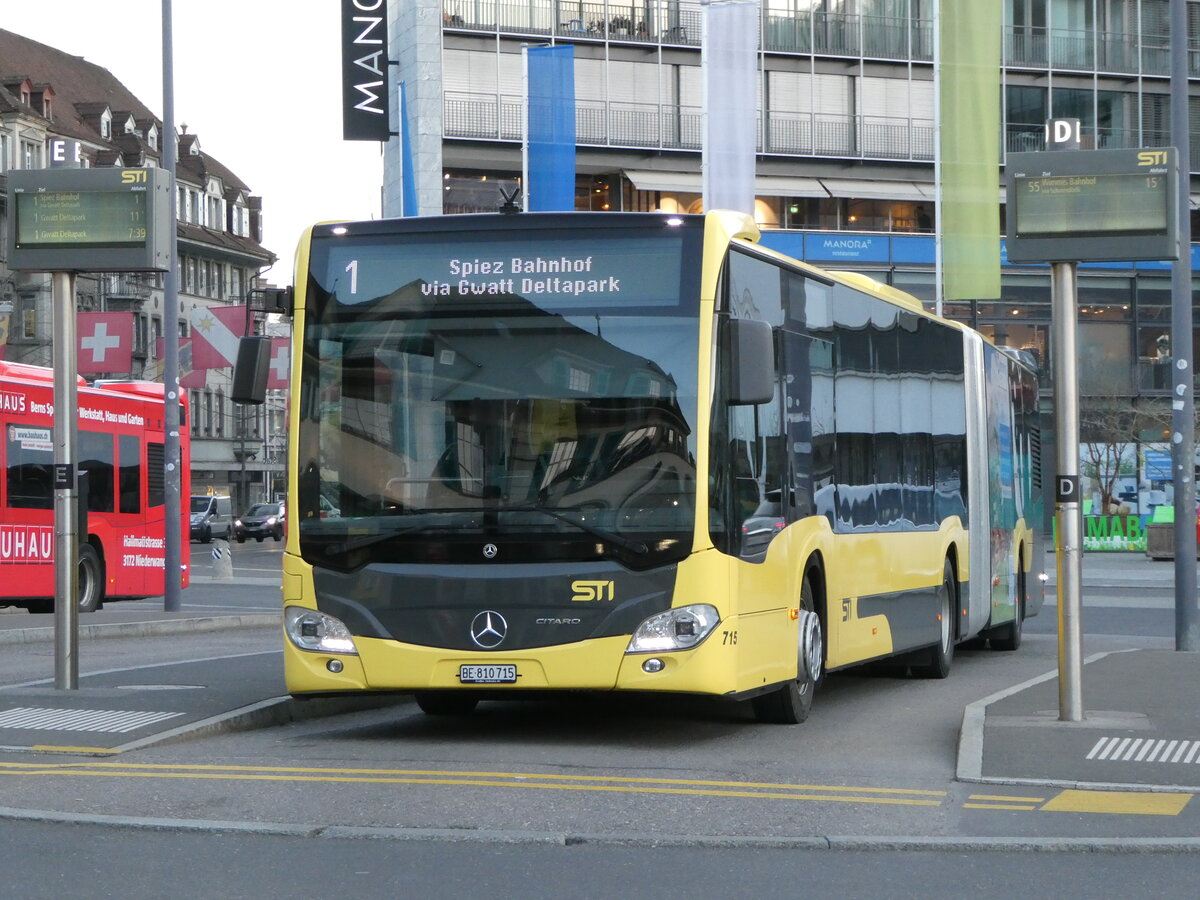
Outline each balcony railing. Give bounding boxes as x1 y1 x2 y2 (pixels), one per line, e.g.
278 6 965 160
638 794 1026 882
442 2 1199 75
1005 26 1200 77
446 91 933 160
444 1 932 60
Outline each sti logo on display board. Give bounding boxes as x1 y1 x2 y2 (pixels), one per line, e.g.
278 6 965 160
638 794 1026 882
6 167 170 272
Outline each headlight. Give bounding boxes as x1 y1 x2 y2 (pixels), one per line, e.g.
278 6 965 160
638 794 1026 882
234 519 243 527
284 606 358 655
265 516 277 525
190 514 202 524
626 604 720 653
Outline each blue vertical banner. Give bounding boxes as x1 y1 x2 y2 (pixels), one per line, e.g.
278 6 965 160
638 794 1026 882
525 45 576 212
400 81 417 217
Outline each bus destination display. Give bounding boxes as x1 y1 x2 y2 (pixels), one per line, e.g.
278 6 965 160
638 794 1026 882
14 189 147 249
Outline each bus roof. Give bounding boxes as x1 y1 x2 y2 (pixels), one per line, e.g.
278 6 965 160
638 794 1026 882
0 361 166 399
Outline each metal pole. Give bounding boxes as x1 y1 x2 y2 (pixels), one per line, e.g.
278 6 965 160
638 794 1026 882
1052 261 1084 721
52 271 79 690
1169 0 1198 650
162 0 183 612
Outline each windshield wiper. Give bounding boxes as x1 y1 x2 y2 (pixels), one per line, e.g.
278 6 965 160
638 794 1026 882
498 505 648 555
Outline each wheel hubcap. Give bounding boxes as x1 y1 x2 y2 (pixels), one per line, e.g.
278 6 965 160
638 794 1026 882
799 609 823 682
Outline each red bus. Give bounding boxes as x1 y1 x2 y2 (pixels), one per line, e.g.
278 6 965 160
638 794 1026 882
0 360 190 613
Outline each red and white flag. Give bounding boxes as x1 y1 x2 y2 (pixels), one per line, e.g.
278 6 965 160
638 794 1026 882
77 312 134 375
267 337 290 390
190 304 246 369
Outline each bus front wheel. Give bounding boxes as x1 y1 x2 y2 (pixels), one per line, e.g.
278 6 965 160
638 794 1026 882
752 574 823 724
77 544 104 613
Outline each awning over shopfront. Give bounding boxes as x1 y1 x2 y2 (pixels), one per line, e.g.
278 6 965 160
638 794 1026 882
623 170 827 198
817 178 932 201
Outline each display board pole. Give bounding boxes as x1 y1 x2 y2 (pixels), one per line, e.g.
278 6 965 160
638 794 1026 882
52 271 80 690
1169 0 1198 650
1051 261 1084 722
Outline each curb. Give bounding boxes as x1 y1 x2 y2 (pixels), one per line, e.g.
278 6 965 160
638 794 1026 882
1 806 1200 852
0 614 281 646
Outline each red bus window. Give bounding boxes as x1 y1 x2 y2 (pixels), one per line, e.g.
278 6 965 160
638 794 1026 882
5 426 53 510
80 431 114 513
119 434 140 514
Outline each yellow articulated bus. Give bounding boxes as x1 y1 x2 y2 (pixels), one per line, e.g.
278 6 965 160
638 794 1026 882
281 210 1044 723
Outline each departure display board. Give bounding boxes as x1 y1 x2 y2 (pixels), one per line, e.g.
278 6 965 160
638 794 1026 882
6 167 170 272
1005 148 1179 263
14 189 147 248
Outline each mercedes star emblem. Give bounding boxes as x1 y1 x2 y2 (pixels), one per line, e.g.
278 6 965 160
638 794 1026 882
470 610 508 648
482 543 499 559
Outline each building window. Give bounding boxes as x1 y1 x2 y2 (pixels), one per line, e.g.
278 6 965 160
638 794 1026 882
21 140 40 169
216 390 226 438
189 390 201 435
207 196 223 230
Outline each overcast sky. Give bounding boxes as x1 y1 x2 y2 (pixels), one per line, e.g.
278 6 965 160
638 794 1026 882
4 1 385 283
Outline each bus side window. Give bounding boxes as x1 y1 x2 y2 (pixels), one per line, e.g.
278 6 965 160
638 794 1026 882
5 430 53 510
80 431 115 513
119 434 141 514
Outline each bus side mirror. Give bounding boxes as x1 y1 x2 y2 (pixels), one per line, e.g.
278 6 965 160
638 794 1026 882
727 318 774 406
231 336 271 405
258 286 294 316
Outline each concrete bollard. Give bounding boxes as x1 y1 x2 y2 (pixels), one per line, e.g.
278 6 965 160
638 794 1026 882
211 538 233 580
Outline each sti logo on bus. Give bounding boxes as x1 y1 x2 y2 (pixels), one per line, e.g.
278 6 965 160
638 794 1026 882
1138 150 1170 166
572 580 615 602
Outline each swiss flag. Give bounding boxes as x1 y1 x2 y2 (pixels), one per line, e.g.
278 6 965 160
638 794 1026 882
154 336 207 389
77 312 134 375
190 304 247 369
267 337 290 390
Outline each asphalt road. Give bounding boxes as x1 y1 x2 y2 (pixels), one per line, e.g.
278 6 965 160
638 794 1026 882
2 820 1198 900
0 546 1194 897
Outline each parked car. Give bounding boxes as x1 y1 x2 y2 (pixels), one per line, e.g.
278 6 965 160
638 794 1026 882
234 502 285 542
190 495 233 543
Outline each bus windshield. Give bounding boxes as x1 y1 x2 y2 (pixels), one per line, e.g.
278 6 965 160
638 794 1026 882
298 216 704 570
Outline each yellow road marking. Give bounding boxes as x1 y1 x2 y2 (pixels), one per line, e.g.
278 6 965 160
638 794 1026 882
963 803 1038 811
1040 790 1192 816
0 761 944 807
968 794 1045 803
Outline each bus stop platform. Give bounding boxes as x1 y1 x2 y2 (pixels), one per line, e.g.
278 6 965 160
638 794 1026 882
959 647 1200 792
0 651 288 755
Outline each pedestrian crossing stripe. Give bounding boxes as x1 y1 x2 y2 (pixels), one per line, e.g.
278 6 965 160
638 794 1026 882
0 707 182 733
1086 736 1200 765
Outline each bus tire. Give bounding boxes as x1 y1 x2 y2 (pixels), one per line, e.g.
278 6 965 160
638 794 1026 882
752 573 823 724
914 558 955 679
414 692 479 716
989 567 1025 652
78 544 104 613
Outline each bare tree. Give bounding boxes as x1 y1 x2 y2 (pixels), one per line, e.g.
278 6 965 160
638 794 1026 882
1077 395 1170 514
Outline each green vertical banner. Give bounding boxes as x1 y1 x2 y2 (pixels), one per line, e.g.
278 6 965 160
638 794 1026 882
939 0 1001 301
